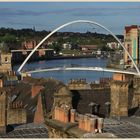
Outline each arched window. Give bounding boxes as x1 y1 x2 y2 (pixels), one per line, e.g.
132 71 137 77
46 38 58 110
5 57 8 62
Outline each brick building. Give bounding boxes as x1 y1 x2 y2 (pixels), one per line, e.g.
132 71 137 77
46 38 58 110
124 25 140 65
0 88 26 134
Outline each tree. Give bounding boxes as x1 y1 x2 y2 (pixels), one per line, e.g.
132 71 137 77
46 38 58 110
0 42 10 53
49 42 62 53
1 33 17 43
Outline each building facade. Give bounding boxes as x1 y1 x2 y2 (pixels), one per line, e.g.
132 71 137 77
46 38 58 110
22 40 38 49
11 49 54 63
0 53 12 73
124 25 140 65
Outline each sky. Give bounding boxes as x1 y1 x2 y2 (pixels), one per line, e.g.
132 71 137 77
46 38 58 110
0 2 140 34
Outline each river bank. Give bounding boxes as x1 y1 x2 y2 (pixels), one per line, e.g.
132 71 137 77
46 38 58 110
12 54 105 65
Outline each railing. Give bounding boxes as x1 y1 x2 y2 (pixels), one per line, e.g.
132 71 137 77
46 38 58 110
23 66 139 76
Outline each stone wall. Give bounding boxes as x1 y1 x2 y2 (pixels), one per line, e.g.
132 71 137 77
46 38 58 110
71 88 110 117
7 109 26 125
0 92 7 134
110 81 128 117
131 76 140 108
0 53 12 73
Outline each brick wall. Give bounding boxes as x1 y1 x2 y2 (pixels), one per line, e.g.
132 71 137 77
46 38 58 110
113 73 125 81
31 85 44 98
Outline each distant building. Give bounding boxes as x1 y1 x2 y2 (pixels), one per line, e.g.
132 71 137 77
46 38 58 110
106 42 122 49
0 87 26 134
124 25 140 65
11 49 54 63
22 40 37 49
79 45 98 54
62 43 72 49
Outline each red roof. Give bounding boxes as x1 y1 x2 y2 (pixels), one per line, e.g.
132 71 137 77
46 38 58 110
125 25 139 33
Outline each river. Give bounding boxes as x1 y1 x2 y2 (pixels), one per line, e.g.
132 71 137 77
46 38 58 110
13 57 113 83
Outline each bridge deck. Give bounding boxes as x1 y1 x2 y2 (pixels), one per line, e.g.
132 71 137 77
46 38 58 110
24 66 139 76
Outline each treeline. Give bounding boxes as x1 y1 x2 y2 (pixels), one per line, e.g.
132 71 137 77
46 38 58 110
0 27 124 52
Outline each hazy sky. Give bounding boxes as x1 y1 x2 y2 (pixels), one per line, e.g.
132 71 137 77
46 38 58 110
0 2 140 34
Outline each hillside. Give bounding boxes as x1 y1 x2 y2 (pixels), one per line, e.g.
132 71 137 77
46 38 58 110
0 27 123 51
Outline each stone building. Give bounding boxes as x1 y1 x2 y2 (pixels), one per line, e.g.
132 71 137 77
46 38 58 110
0 53 12 73
0 88 26 134
0 75 140 136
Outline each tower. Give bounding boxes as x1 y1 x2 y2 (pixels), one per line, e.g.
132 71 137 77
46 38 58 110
0 53 12 72
110 81 128 117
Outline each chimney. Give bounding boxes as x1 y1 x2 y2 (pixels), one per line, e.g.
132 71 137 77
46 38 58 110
31 85 44 98
0 79 3 88
78 114 84 130
64 110 69 123
70 109 76 123
84 115 88 131
90 118 97 132
97 118 104 133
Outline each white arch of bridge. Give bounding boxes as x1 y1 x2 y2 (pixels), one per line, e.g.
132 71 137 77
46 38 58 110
17 20 140 74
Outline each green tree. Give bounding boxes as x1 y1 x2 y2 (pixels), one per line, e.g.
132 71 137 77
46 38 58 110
49 42 62 53
0 42 10 52
2 33 17 43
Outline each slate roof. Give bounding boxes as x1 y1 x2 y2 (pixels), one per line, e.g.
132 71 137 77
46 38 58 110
8 77 68 122
8 82 38 123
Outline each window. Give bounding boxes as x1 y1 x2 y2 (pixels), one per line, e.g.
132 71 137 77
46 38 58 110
5 57 8 62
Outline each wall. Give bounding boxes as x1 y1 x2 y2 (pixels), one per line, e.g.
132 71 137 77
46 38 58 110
110 81 128 117
34 94 44 123
71 88 110 117
7 109 26 125
31 85 44 98
0 92 6 134
11 49 54 63
124 26 139 65
0 53 12 73
113 73 124 81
